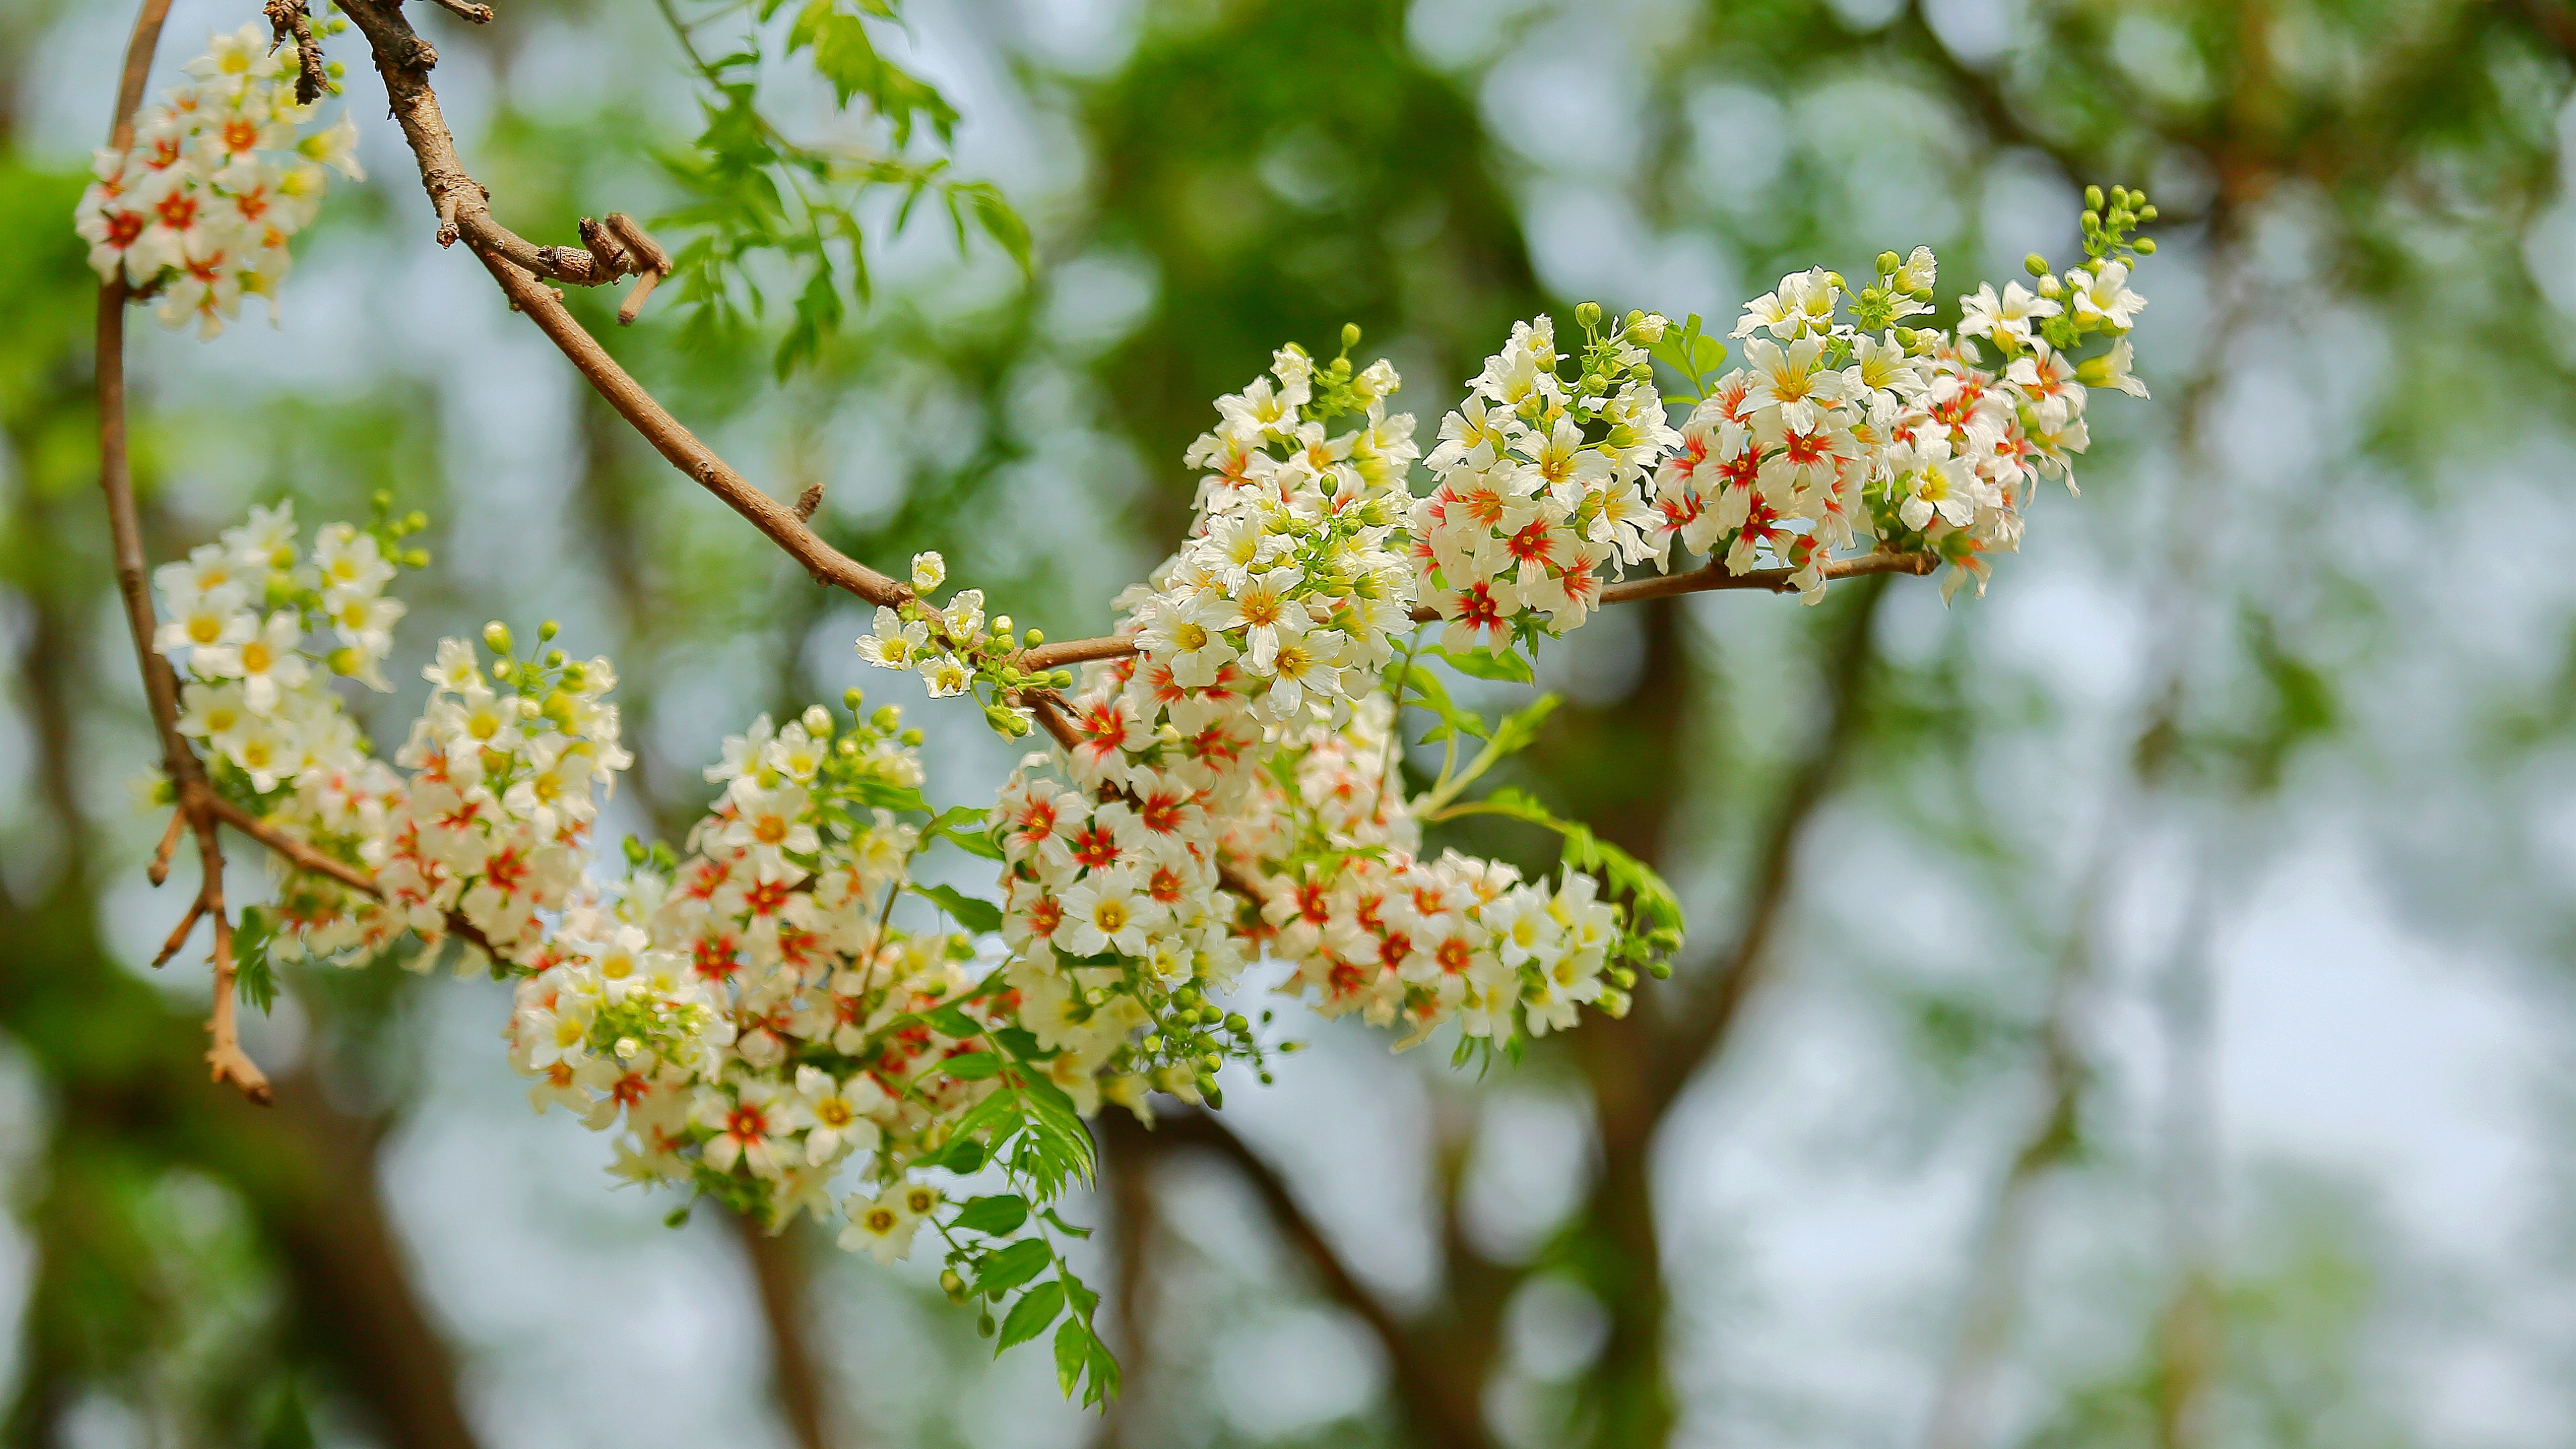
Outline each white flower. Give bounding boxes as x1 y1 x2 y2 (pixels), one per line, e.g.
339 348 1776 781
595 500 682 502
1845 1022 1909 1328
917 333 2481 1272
720 784 819 863
918 653 971 698
1057 870 1156 958
856 607 928 669
203 610 309 715
1218 566 1305 673
794 1066 885 1163
2065 261 2145 331
910 551 946 592
156 586 253 672
700 1083 794 1177
1957 281 2060 350
839 1189 922 1265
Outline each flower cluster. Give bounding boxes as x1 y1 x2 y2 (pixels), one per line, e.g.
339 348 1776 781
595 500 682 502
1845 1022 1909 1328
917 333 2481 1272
1412 307 1681 652
157 498 419 806
857 551 1062 739
75 23 362 336
1650 196 2153 600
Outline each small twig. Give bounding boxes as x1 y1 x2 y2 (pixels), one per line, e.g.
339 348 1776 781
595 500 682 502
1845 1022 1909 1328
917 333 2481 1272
606 213 673 325
263 0 325 107
794 482 824 522
1016 550 1939 676
153 891 209 967
148 805 186 885
427 0 496 21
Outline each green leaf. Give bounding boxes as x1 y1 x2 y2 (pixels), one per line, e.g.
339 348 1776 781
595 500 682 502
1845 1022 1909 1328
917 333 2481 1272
914 883 1004 934
941 1051 1003 1081
1646 312 1729 404
996 1278 1066 1352
954 1194 1030 1236
926 1002 984 1038
928 804 1008 860
1400 661 1487 743
233 906 278 1015
1430 643 1534 684
976 1238 1054 1295
1082 1336 1122 1407
1487 694 1562 761
1052 1312 1092 1395
851 778 932 814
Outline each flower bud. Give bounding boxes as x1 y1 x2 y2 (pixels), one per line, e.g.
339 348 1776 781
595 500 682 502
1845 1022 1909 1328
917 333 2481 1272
1024 629 1044 647
1340 322 1362 350
623 835 648 865
402 549 431 569
402 510 428 533
2024 252 2049 276
490 659 515 681
911 551 947 593
1574 301 1601 329
537 619 559 642
2134 237 2157 255
941 1270 967 1302
2084 184 2104 211
872 706 902 732
482 621 512 655
991 615 1012 638
1878 250 1902 274
372 489 393 511
802 704 832 733
900 728 923 747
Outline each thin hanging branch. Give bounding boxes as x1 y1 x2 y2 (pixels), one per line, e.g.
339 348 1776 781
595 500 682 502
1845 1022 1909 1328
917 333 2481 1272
97 0 273 1103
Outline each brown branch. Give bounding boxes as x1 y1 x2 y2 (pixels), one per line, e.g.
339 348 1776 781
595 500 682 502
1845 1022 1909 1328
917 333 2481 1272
99 0 270 1103
263 0 325 107
1646 572 1892 1111
1016 551 1935 677
733 1214 835 1449
1101 1110 1494 1449
426 0 496 23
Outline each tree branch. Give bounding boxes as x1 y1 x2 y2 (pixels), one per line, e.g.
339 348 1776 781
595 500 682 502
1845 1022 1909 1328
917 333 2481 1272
328 0 905 608
97 0 270 1104
1101 1110 1494 1449
1646 572 1892 1110
1018 550 1935 676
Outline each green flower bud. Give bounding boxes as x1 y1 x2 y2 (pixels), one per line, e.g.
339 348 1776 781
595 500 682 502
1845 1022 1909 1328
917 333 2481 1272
402 548 431 569
372 488 394 511
844 687 865 713
872 705 902 732
537 619 559 642
900 728 923 747
482 621 512 655
2084 184 2104 211
402 510 429 533
1574 301 1602 329
2134 237 2157 256
1877 250 1902 274
490 659 515 681
1340 322 1362 350
1224 1012 1250 1034
2024 252 2049 276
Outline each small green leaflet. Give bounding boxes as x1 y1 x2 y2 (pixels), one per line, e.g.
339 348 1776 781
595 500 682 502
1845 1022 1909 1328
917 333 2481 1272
926 804 1006 859
1647 312 1729 405
1399 661 1486 745
995 1279 1065 1350
1429 643 1534 684
940 1051 1002 1080
975 1238 1054 1295
953 1194 1029 1236
912 883 1004 934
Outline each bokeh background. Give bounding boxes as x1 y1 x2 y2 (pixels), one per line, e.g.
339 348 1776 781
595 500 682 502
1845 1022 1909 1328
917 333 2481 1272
6 0 2575 1445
